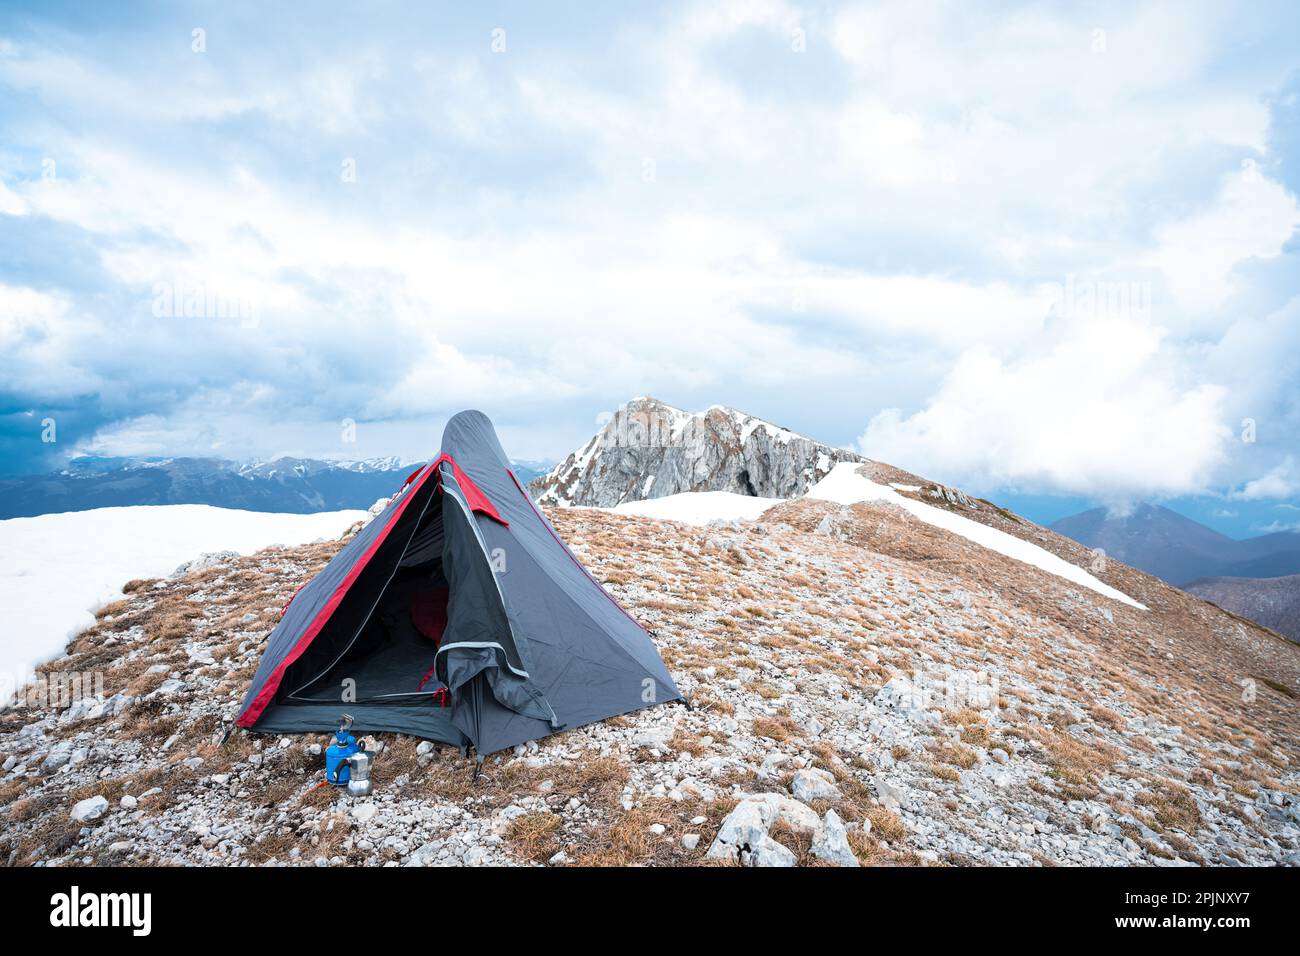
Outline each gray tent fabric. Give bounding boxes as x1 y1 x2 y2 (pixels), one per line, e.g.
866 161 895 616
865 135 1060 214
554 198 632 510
236 410 681 755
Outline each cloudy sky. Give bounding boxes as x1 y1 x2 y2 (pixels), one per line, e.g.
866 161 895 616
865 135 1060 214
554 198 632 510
2 1 1299 533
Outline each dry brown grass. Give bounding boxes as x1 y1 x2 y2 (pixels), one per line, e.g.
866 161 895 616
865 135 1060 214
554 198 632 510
865 806 907 843
566 798 713 867
1138 781 1203 833
751 713 801 743
68 778 124 804
0 777 31 806
666 728 708 756
505 811 564 863
931 741 979 769
244 829 296 865
959 723 991 746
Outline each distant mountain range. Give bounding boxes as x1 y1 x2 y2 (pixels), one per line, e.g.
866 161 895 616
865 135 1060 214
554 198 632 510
0 456 553 519
1049 503 1300 642
1049 503 1300 585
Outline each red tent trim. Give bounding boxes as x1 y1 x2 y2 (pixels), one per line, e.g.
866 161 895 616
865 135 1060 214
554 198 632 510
433 453 509 527
236 455 508 729
236 463 439 728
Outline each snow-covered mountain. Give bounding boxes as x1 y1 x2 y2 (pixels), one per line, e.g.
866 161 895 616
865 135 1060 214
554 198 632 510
0 456 414 519
236 455 409 479
530 397 863 507
0 455 550 520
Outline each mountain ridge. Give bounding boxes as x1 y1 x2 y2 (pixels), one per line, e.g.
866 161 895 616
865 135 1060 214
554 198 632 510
1185 573 1300 643
0 455 553 520
530 397 863 507
1049 503 1300 585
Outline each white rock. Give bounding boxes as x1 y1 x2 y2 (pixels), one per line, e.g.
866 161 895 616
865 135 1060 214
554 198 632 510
706 800 769 862
71 795 109 822
648 823 666 836
706 792 823 864
873 776 903 811
352 803 378 825
757 752 788 780
747 833 797 867
747 792 822 834
120 795 138 810
875 675 923 710
791 767 841 802
634 732 670 751
811 809 859 867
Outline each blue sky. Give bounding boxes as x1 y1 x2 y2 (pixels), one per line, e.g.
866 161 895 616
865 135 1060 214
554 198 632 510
2 1 1300 537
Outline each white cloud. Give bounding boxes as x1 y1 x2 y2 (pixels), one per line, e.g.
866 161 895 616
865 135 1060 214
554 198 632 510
1231 457 1300 500
0 178 27 215
0 284 104 398
1148 162 1300 313
1 2 1298 493
859 315 1232 498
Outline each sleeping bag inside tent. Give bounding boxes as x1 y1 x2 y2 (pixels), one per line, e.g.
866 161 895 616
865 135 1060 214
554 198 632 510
235 410 681 756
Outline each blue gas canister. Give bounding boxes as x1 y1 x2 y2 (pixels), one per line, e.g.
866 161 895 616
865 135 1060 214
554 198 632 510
326 715 362 785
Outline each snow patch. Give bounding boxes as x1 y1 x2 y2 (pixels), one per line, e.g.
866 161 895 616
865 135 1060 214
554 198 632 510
606 491 783 526
807 464 1146 610
0 505 367 689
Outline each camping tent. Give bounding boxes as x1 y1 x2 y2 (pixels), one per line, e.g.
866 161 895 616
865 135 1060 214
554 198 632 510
236 410 681 756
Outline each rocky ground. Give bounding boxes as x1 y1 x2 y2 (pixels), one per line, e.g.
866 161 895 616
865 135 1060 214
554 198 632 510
2 484 1299 867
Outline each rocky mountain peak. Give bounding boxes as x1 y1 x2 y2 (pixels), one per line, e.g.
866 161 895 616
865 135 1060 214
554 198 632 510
530 397 863 507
